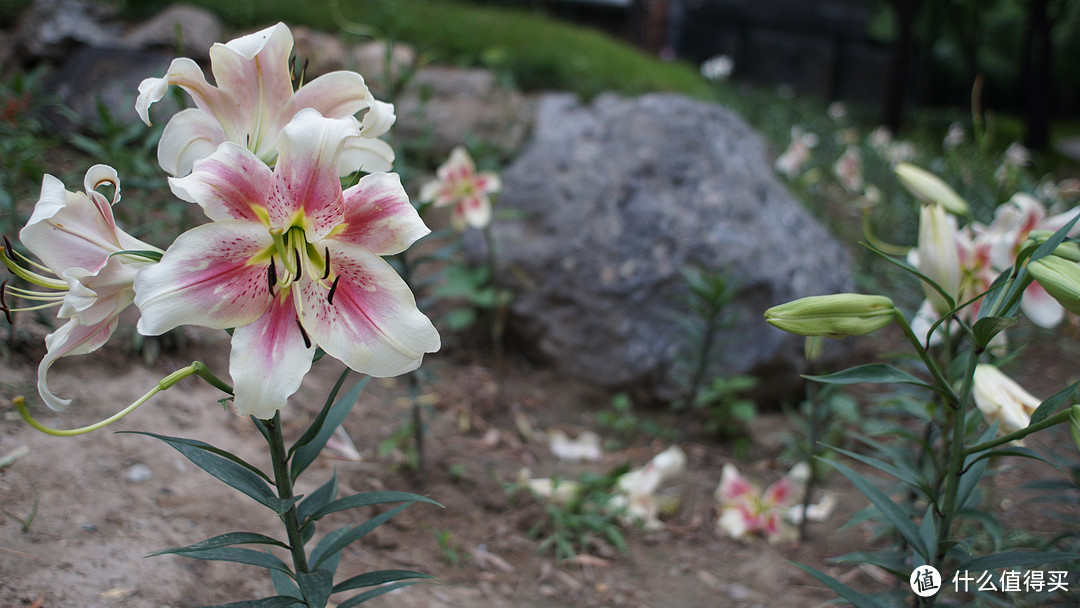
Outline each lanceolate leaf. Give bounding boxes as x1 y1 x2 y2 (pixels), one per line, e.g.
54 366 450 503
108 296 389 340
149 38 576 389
827 446 930 496
146 532 288 557
162 546 293 575
824 459 929 560
298 471 339 526
290 376 370 481
124 431 298 513
971 316 1017 351
120 431 271 484
308 491 442 522
289 368 351 458
830 550 909 578
312 502 412 569
332 570 437 594
195 597 305 608
789 562 891 608
336 581 423 608
1029 380 1080 426
966 447 1061 473
296 569 334 608
958 551 1080 572
805 364 938 393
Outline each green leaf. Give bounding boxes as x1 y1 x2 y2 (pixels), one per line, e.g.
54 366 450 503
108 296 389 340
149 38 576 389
296 569 334 608
958 550 1080 572
146 532 288 557
789 562 891 608
830 550 909 577
332 570 436 594
119 431 271 484
805 364 938 393
160 546 293 575
290 376 369 481
336 581 423 608
308 491 442 522
824 458 929 560
958 508 1003 551
124 432 296 514
917 505 936 567
270 568 303 600
110 249 163 262
967 447 1061 473
298 471 339 526
194 597 305 608
971 316 1017 351
289 368 352 459
1029 380 1080 426
827 446 929 496
312 503 412 569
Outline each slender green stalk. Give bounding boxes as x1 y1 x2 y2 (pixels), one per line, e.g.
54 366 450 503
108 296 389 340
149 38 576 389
482 221 505 368
962 408 1072 459
893 310 961 406
264 413 310 574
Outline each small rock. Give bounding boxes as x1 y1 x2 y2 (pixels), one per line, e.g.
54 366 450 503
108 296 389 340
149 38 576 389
350 40 415 94
122 3 225 57
15 0 120 61
292 26 348 77
124 463 153 483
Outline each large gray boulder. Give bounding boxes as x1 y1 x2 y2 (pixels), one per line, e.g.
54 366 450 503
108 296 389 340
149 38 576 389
490 92 853 404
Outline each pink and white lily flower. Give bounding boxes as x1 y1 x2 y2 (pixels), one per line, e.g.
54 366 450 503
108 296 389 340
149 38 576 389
420 146 501 230
2 166 161 410
133 109 440 419
715 463 808 544
136 22 395 178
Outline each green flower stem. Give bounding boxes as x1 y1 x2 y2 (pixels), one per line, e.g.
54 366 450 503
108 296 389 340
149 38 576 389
933 346 980 575
893 310 960 406
263 413 310 574
961 409 1072 460
16 360 232 436
482 221 504 368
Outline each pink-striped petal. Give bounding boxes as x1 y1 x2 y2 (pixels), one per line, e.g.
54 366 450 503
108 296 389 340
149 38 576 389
337 173 430 255
460 194 492 229
229 290 315 419
157 108 228 177
297 240 439 377
716 464 758 504
270 109 356 237
38 316 120 410
134 220 274 335
22 174 119 273
169 142 274 224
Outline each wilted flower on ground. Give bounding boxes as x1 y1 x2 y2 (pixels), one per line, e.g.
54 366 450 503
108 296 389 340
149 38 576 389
134 109 439 419
774 127 818 178
700 55 734 82
420 146 501 230
715 463 808 543
547 429 603 462
608 445 686 530
972 364 1041 436
827 102 847 121
1 166 161 410
868 126 893 151
137 22 395 177
833 145 864 192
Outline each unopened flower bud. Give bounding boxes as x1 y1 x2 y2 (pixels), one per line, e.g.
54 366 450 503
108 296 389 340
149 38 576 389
1028 255 1080 315
1026 231 1080 262
895 163 969 216
764 294 894 338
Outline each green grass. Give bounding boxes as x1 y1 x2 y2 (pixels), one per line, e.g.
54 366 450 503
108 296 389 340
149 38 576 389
114 0 713 101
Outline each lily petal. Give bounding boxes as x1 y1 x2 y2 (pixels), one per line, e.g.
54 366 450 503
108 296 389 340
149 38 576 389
22 173 121 273
285 71 372 129
271 109 357 237
337 172 430 255
229 290 315 419
137 57 244 142
169 142 274 224
38 315 120 410
157 108 229 178
134 220 273 335
1021 282 1066 328
298 240 439 377
338 136 395 176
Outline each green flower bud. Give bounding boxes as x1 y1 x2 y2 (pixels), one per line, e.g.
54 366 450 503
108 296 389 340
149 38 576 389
895 163 970 216
764 294 895 338
1028 255 1080 315
1026 231 1080 262
1071 404 1080 456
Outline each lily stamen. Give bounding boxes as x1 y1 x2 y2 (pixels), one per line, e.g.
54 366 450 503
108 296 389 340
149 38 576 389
327 276 341 304
322 247 331 280
267 260 278 293
295 319 312 348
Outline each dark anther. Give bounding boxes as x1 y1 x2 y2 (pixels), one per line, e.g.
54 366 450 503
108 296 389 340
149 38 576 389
3 235 13 260
295 319 312 349
267 260 277 292
321 247 331 280
327 276 341 305
0 279 12 324
294 248 302 280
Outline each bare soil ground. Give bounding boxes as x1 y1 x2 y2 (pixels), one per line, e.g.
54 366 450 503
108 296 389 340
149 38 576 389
0 321 1076 608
